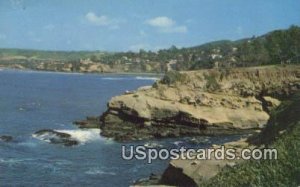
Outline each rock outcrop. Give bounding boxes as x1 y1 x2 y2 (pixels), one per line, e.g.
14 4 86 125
159 138 252 186
0 135 13 142
159 90 300 187
73 116 100 128
99 65 300 141
33 129 79 146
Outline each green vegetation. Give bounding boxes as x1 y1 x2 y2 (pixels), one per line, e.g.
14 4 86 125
160 71 188 85
204 72 221 91
0 25 299 73
219 67 231 81
252 92 300 145
202 92 300 186
0 48 108 61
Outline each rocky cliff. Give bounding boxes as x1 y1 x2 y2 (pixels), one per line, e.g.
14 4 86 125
159 91 300 187
99 65 300 141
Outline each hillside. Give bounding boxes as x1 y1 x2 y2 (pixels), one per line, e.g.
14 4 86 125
0 25 299 73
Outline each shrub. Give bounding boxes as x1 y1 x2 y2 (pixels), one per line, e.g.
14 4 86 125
204 72 221 91
160 71 188 85
219 68 231 81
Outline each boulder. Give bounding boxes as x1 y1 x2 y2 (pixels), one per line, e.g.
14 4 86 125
263 96 281 111
0 135 13 142
33 129 79 146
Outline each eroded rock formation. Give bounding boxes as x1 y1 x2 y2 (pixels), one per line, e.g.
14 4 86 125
99 65 300 141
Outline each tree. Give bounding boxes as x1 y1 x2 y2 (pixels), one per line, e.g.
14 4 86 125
287 25 300 63
252 39 270 65
90 55 99 62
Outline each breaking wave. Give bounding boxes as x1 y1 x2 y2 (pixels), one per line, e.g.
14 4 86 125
55 129 102 144
135 76 159 80
85 168 116 176
32 129 102 144
102 77 125 80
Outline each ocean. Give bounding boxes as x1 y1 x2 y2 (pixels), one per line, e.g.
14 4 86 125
0 69 241 186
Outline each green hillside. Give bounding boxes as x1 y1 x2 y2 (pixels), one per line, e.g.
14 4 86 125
1 25 299 73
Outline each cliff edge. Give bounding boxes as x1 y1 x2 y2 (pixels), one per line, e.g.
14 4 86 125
99 65 300 141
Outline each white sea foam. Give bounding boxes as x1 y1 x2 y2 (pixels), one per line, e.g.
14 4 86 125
32 133 52 143
55 129 102 144
102 77 125 80
85 168 116 176
54 123 67 127
32 128 103 145
173 141 184 146
135 76 159 80
25 70 84 75
0 158 35 164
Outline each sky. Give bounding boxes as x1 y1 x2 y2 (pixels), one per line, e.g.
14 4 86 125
0 0 299 52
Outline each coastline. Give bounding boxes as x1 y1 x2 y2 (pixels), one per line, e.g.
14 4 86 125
94 64 300 186
0 67 163 77
1 2 300 186
1 64 299 186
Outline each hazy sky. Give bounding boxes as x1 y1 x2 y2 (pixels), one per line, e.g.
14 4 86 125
0 0 299 51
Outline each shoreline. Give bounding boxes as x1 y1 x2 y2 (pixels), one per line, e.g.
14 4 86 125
0 67 163 77
94 65 300 186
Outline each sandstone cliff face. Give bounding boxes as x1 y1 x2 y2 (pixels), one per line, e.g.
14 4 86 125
100 65 300 141
160 90 300 187
160 138 252 187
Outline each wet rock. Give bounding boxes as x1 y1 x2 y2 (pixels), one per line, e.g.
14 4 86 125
73 116 100 128
133 173 162 186
144 142 163 148
33 129 79 146
0 135 13 142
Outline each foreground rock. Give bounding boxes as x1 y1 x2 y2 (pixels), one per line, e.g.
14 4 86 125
33 129 79 146
159 138 252 186
100 65 300 141
133 137 252 187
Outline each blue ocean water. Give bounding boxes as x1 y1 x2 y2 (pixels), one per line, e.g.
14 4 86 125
0 69 241 186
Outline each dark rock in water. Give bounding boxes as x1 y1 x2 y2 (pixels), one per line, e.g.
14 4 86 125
33 129 79 146
133 173 161 186
73 116 100 129
144 142 163 148
0 135 13 142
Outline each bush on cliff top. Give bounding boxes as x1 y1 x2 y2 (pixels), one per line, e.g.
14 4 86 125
204 72 221 91
160 71 188 85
